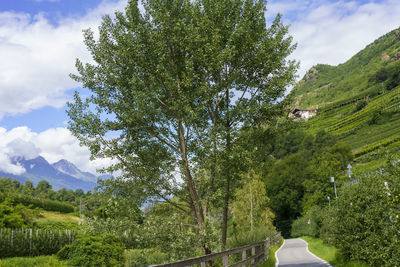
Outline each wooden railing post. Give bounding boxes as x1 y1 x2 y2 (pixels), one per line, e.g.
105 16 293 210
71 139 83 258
223 255 229 267
241 249 246 267
251 247 255 265
265 237 270 259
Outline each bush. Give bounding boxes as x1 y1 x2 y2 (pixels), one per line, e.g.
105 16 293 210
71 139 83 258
57 234 125 267
125 249 169 266
353 99 367 112
327 172 400 266
0 199 38 228
291 206 324 238
368 110 382 125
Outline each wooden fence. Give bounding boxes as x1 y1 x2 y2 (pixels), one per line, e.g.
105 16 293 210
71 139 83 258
152 232 281 267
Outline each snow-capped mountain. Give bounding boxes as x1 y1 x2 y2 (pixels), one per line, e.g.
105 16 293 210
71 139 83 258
52 159 97 182
0 156 98 191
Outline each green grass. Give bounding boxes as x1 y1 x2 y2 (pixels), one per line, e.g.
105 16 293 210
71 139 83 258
37 211 82 222
259 238 284 267
300 236 370 267
0 256 69 267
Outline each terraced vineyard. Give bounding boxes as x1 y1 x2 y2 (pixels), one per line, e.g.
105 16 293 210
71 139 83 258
294 27 400 173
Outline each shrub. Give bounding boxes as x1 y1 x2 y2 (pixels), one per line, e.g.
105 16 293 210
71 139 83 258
353 99 367 112
0 199 37 228
57 234 125 267
291 206 324 238
125 249 169 266
327 172 400 265
368 110 382 125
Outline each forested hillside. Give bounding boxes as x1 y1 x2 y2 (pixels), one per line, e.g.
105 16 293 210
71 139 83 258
288 27 400 265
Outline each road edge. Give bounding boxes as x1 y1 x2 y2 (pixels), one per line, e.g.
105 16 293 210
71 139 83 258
274 239 285 267
301 238 333 267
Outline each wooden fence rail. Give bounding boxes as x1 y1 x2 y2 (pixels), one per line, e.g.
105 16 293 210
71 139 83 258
151 232 281 267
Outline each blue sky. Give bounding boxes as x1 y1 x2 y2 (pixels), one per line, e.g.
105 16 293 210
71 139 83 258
0 0 400 174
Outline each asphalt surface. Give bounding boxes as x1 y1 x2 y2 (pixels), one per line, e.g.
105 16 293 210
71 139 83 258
275 238 332 267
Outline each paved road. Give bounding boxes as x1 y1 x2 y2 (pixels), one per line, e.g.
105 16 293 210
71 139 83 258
275 238 332 267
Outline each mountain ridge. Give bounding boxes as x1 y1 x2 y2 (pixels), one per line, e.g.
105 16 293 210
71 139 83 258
293 26 400 109
1 156 98 191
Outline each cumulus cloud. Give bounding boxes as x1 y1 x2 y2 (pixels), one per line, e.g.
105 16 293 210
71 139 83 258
0 0 127 119
266 0 400 79
0 126 114 175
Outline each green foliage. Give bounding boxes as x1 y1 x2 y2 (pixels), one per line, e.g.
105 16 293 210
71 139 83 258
231 171 275 239
262 127 352 238
57 234 125 267
258 238 283 267
264 153 309 237
0 177 102 216
353 100 367 112
0 255 69 267
294 26 400 108
368 110 382 125
0 228 76 258
0 199 37 228
0 193 75 214
301 236 370 267
66 0 297 252
125 249 169 266
292 154 400 266
291 206 324 238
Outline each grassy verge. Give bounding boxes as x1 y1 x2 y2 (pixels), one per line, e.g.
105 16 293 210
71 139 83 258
259 238 284 267
37 211 82 222
0 255 69 267
301 236 370 267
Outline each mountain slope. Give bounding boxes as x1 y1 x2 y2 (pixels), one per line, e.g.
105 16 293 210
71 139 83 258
294 27 400 109
0 156 97 191
293 27 400 173
52 159 97 182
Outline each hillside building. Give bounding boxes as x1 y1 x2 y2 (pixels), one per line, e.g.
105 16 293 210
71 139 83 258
289 109 318 120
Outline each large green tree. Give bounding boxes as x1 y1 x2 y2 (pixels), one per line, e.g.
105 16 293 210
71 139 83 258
67 0 297 253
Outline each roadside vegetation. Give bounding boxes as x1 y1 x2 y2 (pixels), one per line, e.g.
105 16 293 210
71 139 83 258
259 238 284 267
301 236 370 267
292 153 400 265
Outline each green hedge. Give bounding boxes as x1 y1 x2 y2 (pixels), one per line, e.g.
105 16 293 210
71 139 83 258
0 193 75 213
0 228 76 258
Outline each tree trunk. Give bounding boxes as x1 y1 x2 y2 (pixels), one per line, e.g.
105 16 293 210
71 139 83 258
177 119 211 259
221 88 231 250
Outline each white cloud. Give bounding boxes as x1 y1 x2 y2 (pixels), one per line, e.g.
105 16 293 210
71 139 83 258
266 0 400 79
0 0 127 119
0 126 114 175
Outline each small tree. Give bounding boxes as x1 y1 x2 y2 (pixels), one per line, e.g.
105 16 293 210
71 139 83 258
231 171 275 245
